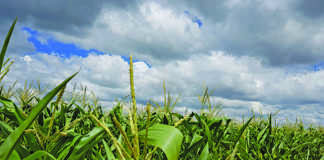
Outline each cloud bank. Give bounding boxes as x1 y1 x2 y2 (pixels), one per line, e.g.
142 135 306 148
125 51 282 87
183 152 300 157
0 0 323 125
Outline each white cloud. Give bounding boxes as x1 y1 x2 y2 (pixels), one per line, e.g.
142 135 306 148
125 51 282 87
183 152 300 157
6 50 324 125
46 1 205 65
23 55 32 63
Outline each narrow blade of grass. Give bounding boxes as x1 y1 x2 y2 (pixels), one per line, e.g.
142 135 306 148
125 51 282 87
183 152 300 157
0 18 17 73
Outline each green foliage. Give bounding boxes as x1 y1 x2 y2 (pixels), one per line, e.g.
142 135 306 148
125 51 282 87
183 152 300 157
0 18 323 160
139 124 183 160
23 151 56 160
0 72 78 159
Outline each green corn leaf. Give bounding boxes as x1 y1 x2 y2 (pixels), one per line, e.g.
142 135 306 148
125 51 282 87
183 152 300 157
189 133 203 147
0 18 17 73
103 140 116 160
48 132 76 157
0 120 13 136
139 124 183 160
198 142 209 160
234 117 253 146
8 150 20 160
208 119 222 131
236 141 252 160
0 96 26 124
227 116 253 160
13 103 26 124
215 119 231 148
57 135 82 159
67 127 105 160
92 147 105 160
201 119 212 146
0 72 78 160
23 151 56 160
15 146 29 159
0 121 29 158
257 127 267 142
182 138 204 159
23 133 41 152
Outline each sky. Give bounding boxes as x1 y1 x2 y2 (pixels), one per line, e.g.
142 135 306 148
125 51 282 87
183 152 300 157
0 0 324 125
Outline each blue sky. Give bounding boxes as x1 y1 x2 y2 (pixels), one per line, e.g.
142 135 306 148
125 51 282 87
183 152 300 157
184 10 203 28
22 25 322 75
22 26 152 68
1 0 324 125
22 27 106 58
20 9 204 68
313 62 324 72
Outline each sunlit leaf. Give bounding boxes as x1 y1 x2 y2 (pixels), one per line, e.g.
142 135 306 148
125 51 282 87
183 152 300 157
139 124 183 160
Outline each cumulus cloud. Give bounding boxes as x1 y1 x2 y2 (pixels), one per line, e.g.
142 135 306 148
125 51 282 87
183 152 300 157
1 0 324 66
48 1 205 65
29 0 322 67
4 51 324 125
1 0 324 125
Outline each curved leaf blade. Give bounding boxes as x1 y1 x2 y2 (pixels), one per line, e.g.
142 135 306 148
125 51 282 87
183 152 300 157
0 72 78 159
0 96 25 124
103 140 116 160
68 127 105 160
8 150 20 160
0 18 17 73
198 143 209 160
139 124 183 160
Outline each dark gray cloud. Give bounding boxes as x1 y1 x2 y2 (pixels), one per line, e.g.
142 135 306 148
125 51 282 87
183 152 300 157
0 0 140 35
90 0 324 67
160 0 229 22
2 0 323 67
0 0 142 57
192 0 324 66
2 0 324 67
295 0 324 18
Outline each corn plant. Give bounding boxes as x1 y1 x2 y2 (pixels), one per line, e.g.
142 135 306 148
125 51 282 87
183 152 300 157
198 86 222 118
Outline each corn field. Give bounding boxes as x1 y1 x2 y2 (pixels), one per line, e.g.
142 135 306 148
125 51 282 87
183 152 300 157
0 18 323 160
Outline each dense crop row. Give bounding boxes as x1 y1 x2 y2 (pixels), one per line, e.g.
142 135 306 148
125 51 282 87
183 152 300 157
0 19 323 160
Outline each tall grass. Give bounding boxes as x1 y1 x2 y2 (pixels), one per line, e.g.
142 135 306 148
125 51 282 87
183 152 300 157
0 18 323 160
